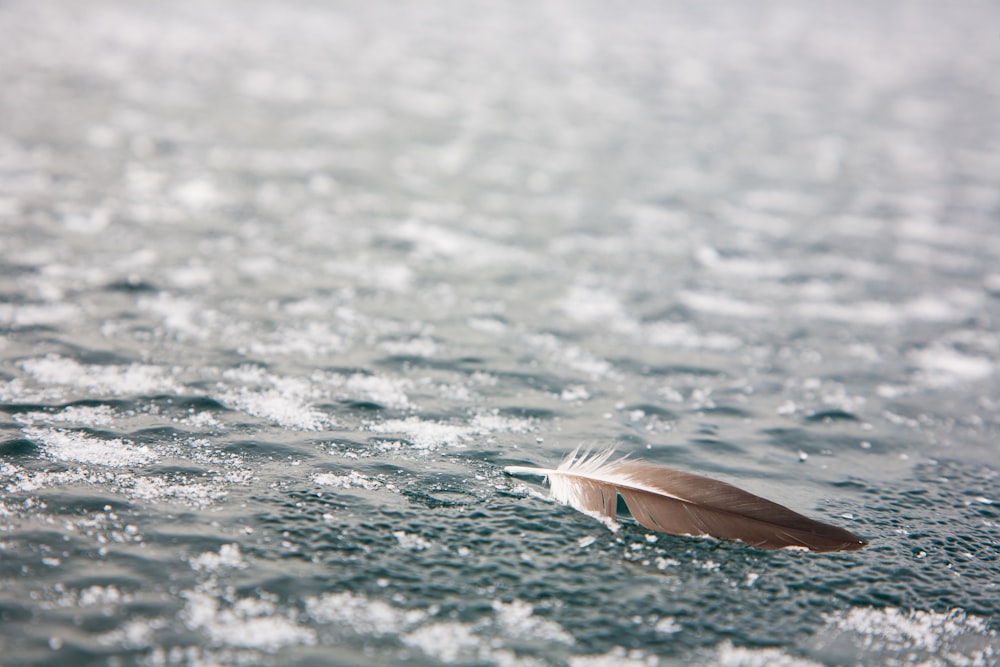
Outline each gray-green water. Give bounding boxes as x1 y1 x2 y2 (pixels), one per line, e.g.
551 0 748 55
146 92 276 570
1 1 998 665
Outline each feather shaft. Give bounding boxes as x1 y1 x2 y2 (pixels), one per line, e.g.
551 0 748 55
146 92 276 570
504 449 866 552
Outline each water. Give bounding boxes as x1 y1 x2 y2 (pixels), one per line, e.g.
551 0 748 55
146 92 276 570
1 0 999 665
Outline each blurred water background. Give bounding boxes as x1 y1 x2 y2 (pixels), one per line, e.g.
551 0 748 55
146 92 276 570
1 1 999 665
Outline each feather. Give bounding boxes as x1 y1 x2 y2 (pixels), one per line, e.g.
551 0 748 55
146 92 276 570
505 448 866 552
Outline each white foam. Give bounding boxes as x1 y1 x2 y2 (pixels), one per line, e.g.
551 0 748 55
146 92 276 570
568 647 659 667
370 418 472 449
0 460 87 493
167 263 214 289
548 233 633 258
305 593 574 665
96 619 156 649
220 387 333 431
189 544 247 573
138 293 205 338
179 410 222 429
695 245 790 278
819 606 997 661
985 273 1000 294
742 189 818 217
218 366 337 430
120 474 233 507
325 257 414 292
492 600 574 644
469 412 535 434
557 346 614 379
468 317 508 334
793 300 902 325
678 291 772 318
794 292 980 326
913 346 994 386
181 587 316 652
14 405 116 427
644 321 742 351
561 385 591 401
243 322 346 358
79 585 125 606
393 530 432 551
401 621 480 664
712 641 823 667
24 426 157 468
313 471 383 491
369 412 535 451
220 364 272 385
3 452 232 508
559 285 636 331
379 337 438 358
434 382 476 402
904 292 980 321
305 591 429 635
896 218 982 248
0 302 80 327
390 219 530 267
339 373 413 409
173 179 220 212
654 617 681 634
19 355 180 396
527 334 614 380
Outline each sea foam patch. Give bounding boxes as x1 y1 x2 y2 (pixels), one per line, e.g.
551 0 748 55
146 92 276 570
312 470 384 491
793 294 978 326
812 606 997 666
218 366 335 430
526 333 615 380
369 418 472 449
18 355 181 396
492 599 574 644
678 291 773 318
710 641 823 667
181 586 316 652
368 412 534 450
390 219 531 267
305 591 429 636
13 405 116 427
305 591 575 664
122 475 229 507
138 293 207 339
1 459 232 509
220 387 333 431
568 646 659 667
331 372 413 409
401 621 481 664
189 544 247 573
0 302 80 327
643 321 742 351
912 345 994 387
559 285 636 332
23 426 157 468
243 321 347 359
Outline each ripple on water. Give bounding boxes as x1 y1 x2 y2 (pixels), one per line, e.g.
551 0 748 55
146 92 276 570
1 0 999 665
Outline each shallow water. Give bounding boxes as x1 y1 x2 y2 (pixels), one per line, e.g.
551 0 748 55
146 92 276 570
1 0 999 665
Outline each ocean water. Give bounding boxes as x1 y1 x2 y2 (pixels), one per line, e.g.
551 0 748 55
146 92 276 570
1 1 999 665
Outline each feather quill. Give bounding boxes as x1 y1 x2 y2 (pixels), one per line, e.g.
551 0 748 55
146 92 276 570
505 448 866 552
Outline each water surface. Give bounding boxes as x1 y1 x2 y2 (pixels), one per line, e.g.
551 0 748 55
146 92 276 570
1 1 998 665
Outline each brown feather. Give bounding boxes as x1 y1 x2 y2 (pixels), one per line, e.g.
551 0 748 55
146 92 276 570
505 448 867 552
